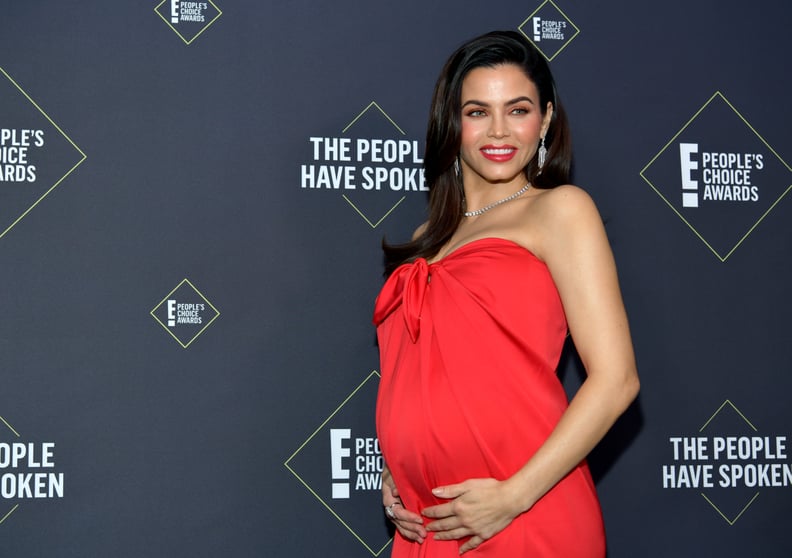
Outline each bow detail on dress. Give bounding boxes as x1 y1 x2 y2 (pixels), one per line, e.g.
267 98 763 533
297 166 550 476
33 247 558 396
372 258 430 342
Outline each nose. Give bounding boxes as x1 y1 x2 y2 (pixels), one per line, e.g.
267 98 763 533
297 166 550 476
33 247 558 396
487 113 509 139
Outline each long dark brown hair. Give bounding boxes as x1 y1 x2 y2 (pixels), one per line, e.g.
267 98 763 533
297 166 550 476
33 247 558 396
383 30 572 276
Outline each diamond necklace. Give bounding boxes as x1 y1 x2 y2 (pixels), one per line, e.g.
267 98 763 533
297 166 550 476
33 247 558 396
463 183 531 217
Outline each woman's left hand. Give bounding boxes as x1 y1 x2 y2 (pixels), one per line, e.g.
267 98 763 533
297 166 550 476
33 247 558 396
421 478 523 554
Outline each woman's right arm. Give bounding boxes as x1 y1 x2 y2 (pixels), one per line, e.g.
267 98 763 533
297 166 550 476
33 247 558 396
382 464 427 543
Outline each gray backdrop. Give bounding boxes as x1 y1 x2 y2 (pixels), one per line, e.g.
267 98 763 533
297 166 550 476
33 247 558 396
0 1 790 556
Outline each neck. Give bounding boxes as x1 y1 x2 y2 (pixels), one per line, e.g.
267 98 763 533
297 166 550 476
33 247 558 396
463 182 531 217
463 178 528 205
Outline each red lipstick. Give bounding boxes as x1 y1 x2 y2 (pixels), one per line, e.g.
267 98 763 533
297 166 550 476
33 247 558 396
480 144 517 162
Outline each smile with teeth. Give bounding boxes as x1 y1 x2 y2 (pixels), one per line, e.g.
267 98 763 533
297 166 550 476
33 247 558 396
480 145 517 162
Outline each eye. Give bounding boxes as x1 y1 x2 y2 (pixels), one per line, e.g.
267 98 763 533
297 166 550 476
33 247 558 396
510 106 530 115
465 109 486 117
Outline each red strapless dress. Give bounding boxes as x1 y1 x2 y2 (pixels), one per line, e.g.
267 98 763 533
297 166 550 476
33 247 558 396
373 238 605 557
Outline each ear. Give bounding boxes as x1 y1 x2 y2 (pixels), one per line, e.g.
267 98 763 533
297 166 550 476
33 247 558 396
541 102 554 137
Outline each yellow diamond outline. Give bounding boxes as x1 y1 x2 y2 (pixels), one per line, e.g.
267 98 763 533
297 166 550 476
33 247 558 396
0 504 20 527
640 91 792 262
518 0 581 62
154 0 223 46
284 370 392 557
342 194 405 229
340 101 409 229
701 491 760 526
697 399 761 525
0 415 21 438
150 278 221 348
0 416 21 526
0 66 87 241
342 101 406 136
699 399 757 433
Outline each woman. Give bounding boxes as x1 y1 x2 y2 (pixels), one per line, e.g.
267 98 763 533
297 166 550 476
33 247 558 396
373 31 639 557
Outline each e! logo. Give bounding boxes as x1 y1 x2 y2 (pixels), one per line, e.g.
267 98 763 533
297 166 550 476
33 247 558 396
532 17 542 41
679 143 700 208
330 429 351 499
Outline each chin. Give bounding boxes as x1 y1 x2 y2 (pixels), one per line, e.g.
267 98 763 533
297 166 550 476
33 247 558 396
483 173 526 184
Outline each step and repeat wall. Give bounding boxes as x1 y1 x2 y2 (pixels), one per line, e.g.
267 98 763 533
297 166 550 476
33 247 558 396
1 1 790 556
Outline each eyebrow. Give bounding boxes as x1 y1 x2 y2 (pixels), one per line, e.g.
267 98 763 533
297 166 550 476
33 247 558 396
461 96 536 108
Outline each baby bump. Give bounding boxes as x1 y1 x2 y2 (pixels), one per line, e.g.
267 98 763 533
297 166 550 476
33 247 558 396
377 384 543 511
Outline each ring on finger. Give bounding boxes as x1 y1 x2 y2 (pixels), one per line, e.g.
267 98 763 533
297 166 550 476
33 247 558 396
385 502 399 519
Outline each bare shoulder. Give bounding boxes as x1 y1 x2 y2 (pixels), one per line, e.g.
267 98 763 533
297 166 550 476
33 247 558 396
531 184 602 233
520 184 607 262
412 221 428 241
534 184 597 215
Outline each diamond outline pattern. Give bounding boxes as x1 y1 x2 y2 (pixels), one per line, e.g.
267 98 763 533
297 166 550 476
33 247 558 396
340 101 408 229
150 278 221 348
154 0 223 45
0 415 22 526
518 0 581 61
284 370 391 556
697 399 760 525
640 91 792 261
0 66 87 241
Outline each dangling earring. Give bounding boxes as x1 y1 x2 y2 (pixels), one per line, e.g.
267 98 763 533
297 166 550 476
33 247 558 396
454 156 461 178
538 137 547 170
